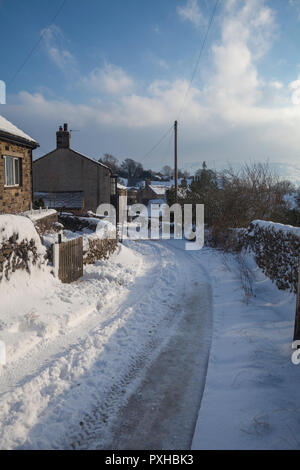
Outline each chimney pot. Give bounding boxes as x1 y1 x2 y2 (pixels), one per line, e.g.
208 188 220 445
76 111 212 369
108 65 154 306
56 123 70 149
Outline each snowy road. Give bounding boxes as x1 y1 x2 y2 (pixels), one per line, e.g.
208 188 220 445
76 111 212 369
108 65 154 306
2 236 296 450
0 239 213 450
77 240 212 450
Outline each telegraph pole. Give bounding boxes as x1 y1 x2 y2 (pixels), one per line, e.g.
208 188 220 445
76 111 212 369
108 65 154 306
174 120 178 204
294 259 300 342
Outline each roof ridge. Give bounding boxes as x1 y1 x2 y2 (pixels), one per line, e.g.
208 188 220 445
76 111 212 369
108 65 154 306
0 113 37 143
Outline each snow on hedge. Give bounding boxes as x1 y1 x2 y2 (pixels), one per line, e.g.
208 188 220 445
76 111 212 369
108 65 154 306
0 215 47 283
250 219 300 237
240 219 300 293
0 215 44 252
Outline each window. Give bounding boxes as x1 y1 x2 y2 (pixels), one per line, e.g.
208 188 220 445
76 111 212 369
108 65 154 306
4 156 21 186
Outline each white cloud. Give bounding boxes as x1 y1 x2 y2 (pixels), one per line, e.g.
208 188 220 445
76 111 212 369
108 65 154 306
82 63 135 95
289 77 300 104
4 0 300 173
41 25 76 73
270 80 283 90
147 53 169 70
289 0 300 20
206 0 276 110
177 0 206 29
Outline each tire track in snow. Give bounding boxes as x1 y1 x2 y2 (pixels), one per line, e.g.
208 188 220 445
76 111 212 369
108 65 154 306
0 241 181 449
66 240 213 450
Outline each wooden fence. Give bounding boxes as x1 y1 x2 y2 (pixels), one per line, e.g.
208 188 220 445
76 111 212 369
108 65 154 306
53 237 83 283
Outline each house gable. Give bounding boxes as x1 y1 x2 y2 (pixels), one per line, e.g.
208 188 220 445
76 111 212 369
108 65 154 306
33 148 112 212
0 115 38 214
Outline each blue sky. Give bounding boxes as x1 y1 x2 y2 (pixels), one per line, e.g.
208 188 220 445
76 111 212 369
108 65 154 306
1 0 300 179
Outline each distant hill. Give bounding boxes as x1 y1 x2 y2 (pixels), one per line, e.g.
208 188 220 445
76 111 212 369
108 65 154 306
182 161 300 187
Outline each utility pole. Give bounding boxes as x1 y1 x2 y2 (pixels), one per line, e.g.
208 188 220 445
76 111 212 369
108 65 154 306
294 259 300 342
174 120 178 204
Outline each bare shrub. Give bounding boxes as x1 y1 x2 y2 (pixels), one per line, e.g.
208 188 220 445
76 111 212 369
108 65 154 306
182 161 296 249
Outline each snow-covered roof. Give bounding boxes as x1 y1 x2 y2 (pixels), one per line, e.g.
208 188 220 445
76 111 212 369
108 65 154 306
149 185 168 196
0 114 37 144
117 183 128 191
118 177 128 187
141 178 194 189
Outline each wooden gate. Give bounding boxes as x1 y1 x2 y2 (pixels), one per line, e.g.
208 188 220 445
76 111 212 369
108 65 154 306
53 237 83 283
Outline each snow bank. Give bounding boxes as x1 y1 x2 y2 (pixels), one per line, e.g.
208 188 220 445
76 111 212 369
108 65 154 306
0 215 47 284
192 249 297 450
0 214 43 248
0 242 162 449
58 214 115 239
22 209 57 222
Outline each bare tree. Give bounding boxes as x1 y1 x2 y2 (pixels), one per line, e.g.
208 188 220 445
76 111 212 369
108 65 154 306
121 158 143 180
161 165 173 178
99 154 119 173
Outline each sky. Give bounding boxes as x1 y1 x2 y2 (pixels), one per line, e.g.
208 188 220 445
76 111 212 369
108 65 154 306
1 0 300 178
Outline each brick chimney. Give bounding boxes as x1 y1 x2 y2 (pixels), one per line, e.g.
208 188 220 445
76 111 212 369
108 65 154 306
56 123 70 149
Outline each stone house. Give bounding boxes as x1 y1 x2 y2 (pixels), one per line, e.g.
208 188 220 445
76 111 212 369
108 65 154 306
33 124 113 214
139 180 168 205
0 114 39 214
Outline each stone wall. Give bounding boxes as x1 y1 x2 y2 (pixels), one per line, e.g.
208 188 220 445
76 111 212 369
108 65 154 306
34 212 58 235
58 214 118 264
84 238 118 264
0 140 33 214
240 220 300 293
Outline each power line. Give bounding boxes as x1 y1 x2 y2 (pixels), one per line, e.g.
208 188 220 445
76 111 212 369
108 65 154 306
177 0 220 119
140 0 219 166
141 125 173 163
8 0 67 87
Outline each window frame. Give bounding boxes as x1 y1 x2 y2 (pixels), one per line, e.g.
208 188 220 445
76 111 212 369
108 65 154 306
3 155 21 187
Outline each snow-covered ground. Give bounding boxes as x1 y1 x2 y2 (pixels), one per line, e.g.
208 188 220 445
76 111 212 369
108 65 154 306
192 249 298 450
0 239 211 449
0 237 298 449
